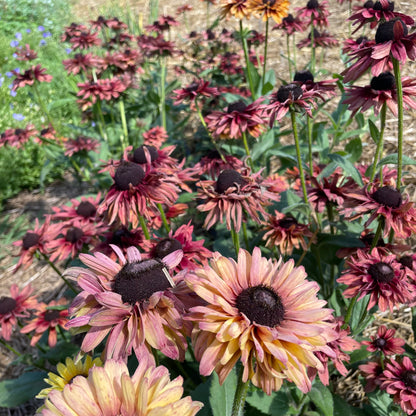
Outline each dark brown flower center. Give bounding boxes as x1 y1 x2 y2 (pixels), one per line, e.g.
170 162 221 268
294 70 314 84
363 0 374 7
133 145 159 164
15 128 24 136
370 72 395 91
371 186 402 208
278 216 298 229
399 255 413 270
65 227 84 243
227 100 247 113
0 297 17 315
22 232 40 250
283 14 295 24
114 162 145 190
113 259 172 305
402 370 416 389
360 233 385 247
375 19 407 44
356 36 368 44
276 83 303 103
236 285 285 327
76 201 97 218
44 310 61 322
368 262 395 283
185 82 199 93
373 337 387 349
308 28 321 40
263 0 276 5
216 169 246 193
154 238 182 258
373 0 394 11
306 0 319 9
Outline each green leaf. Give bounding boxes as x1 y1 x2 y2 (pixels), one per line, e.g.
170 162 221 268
251 129 275 161
246 389 289 414
368 119 380 144
190 379 212 416
209 368 237 416
0 371 47 407
328 153 364 186
333 395 366 416
309 381 333 416
345 138 362 163
377 153 416 167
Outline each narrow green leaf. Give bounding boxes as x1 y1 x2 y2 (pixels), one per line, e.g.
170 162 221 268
368 119 380 144
377 153 416 167
333 395 366 416
246 389 289 414
309 381 334 416
328 153 364 186
0 371 47 407
209 369 238 416
345 138 362 163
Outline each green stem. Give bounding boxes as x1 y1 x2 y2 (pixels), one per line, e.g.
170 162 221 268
262 19 269 89
58 324 69 342
196 104 227 162
343 294 358 328
370 102 387 182
310 20 316 75
392 58 403 190
286 34 292 79
307 116 314 177
242 222 249 250
240 20 256 99
95 100 108 142
290 108 308 204
32 83 58 133
138 214 151 240
230 227 240 257
119 99 129 148
327 203 335 235
40 253 78 294
231 366 250 416
160 57 167 130
292 35 297 71
371 218 384 250
157 203 170 233
241 130 254 170
0 338 22 356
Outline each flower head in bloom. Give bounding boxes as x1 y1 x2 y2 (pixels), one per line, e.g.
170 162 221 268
342 185 416 239
359 359 384 392
15 44 37 61
246 0 290 24
143 126 168 147
173 79 219 105
63 135 100 157
205 99 266 139
349 0 414 33
150 222 212 272
62 53 104 75
263 83 321 125
0 284 37 341
38 358 203 416
342 36 375 55
263 211 315 255
273 13 305 35
37 355 103 398
51 194 102 225
293 70 337 99
193 150 244 179
342 19 416 83
186 248 335 394
297 29 339 49
380 356 416 415
0 125 38 148
197 168 280 232
309 318 360 385
65 245 189 361
98 161 179 228
68 30 101 50
12 65 52 91
21 298 69 348
337 249 415 312
296 0 330 28
14 216 53 270
362 325 405 356
220 0 252 20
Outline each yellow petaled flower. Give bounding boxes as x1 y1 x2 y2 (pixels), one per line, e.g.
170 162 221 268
36 355 102 398
220 0 252 20
37 358 203 416
246 0 290 23
186 248 336 394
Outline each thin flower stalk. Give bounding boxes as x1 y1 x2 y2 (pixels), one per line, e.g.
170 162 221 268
240 20 256 98
40 253 78 294
0 338 22 357
241 130 254 170
157 202 171 233
262 18 269 88
310 19 316 75
370 102 387 182
119 99 129 148
392 59 404 190
290 107 308 203
138 213 151 239
231 226 240 257
307 116 314 177
160 57 167 130
32 83 58 134
231 366 250 416
286 34 293 79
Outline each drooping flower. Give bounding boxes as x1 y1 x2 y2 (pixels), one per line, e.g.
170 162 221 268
273 13 305 35
63 135 100 157
12 65 52 91
359 359 384 392
143 125 168 147
37 355 103 398
173 79 219 105
380 356 416 415
15 44 38 61
193 150 244 178
0 125 38 148
38 358 203 416
51 194 102 225
296 0 330 28
293 69 337 99
297 29 339 49
337 248 415 312
68 30 101 50
65 245 189 362
21 298 69 348
62 53 104 75
186 248 336 394
196 168 280 232
263 211 315 255
362 325 405 356
205 99 266 139
0 284 37 341
246 0 290 24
